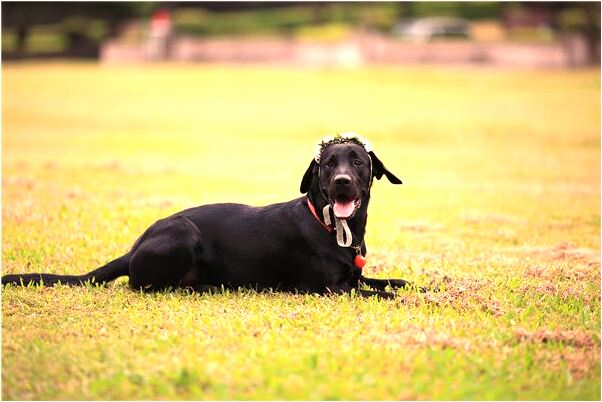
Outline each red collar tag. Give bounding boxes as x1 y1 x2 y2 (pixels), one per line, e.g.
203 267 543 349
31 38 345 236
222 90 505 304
354 254 366 269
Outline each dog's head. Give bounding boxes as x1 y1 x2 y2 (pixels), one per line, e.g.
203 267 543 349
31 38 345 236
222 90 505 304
300 133 402 219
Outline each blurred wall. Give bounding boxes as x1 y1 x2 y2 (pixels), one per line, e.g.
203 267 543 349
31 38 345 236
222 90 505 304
2 2 600 67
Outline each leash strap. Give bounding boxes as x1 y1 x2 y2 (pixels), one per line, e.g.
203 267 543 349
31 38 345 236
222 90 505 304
322 204 332 227
335 218 353 247
322 204 352 247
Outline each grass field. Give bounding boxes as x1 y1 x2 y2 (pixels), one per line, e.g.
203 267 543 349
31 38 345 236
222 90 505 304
1 62 600 400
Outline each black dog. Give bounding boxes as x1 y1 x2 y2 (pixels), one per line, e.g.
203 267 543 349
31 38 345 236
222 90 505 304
2 135 418 298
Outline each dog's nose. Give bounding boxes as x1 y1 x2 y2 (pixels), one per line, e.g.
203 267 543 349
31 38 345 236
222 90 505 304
334 174 352 186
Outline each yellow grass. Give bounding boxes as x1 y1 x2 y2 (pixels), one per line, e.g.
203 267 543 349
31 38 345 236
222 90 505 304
1 62 600 400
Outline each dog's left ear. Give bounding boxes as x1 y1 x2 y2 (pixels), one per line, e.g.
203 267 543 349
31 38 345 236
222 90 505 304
369 151 402 184
300 160 318 193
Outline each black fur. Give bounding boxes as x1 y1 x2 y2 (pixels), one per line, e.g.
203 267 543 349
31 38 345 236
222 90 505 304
2 142 420 298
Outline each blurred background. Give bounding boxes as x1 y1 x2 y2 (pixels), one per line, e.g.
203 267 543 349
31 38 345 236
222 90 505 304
2 1 601 68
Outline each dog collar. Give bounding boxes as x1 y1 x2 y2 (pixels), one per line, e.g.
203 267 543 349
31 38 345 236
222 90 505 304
307 198 333 233
306 198 366 269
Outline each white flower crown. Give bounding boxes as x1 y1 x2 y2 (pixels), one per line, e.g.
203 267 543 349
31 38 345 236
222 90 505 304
313 132 373 163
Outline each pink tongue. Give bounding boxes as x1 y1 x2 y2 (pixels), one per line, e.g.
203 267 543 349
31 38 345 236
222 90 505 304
333 200 355 218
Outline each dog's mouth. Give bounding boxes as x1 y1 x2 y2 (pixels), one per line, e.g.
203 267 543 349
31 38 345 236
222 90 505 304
330 195 361 219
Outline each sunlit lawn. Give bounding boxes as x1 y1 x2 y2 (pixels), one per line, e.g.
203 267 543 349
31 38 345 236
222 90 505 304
1 62 600 400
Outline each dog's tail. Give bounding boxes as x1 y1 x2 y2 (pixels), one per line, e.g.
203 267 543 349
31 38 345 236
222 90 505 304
1 253 131 287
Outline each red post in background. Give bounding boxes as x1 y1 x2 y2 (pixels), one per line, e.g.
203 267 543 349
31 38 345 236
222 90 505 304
147 8 172 61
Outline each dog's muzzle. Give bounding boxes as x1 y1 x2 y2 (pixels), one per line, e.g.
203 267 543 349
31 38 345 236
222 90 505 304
329 174 361 219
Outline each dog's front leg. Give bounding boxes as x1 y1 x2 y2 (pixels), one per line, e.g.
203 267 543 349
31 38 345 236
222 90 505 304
321 285 395 299
360 277 426 293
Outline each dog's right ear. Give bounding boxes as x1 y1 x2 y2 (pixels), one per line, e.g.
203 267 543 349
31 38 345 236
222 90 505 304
300 160 318 193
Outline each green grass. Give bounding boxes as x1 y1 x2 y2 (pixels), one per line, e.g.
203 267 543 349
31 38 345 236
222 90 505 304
2 62 600 400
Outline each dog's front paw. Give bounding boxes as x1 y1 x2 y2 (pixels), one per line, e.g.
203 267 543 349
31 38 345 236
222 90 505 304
389 280 427 293
386 279 412 289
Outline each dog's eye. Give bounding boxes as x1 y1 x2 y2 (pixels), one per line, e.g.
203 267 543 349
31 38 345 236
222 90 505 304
325 160 335 168
353 160 363 167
